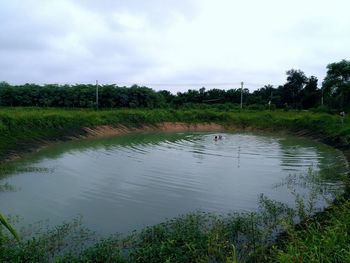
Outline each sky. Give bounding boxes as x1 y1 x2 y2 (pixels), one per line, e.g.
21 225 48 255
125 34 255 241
0 0 349 92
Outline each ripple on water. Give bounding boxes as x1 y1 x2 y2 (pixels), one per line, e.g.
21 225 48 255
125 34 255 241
0 132 347 235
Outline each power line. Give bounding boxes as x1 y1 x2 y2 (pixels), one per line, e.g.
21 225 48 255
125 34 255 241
105 81 281 88
6 80 281 89
114 82 243 87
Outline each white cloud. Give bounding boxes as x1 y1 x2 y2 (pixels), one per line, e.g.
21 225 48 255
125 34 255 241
0 0 349 91
113 13 147 30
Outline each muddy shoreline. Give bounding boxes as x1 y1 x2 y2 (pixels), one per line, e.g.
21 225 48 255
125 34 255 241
1 121 349 165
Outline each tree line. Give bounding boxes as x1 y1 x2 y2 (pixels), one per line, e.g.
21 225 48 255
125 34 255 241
0 60 349 111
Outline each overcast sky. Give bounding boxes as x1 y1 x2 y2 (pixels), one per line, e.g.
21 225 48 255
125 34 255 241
0 0 349 92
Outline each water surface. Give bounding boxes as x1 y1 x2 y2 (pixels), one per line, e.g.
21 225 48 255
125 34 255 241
0 132 348 235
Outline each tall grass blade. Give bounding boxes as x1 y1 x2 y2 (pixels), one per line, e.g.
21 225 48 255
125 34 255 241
0 212 20 241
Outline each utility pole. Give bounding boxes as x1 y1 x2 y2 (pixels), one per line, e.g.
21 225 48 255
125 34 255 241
269 88 273 110
270 87 273 101
96 80 99 110
240 81 244 109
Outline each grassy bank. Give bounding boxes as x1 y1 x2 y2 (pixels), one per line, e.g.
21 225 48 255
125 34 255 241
0 107 349 161
0 107 349 262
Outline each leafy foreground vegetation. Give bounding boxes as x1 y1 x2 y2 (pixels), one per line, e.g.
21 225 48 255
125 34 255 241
1 192 349 262
0 108 349 262
274 199 350 263
0 213 19 242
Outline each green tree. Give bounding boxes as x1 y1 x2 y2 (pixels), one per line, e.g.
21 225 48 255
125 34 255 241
158 90 174 105
282 69 308 109
322 59 350 110
250 85 275 105
301 76 319 109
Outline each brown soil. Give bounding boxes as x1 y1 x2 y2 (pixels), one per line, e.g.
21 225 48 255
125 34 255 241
1 123 227 163
81 122 226 139
1 122 349 165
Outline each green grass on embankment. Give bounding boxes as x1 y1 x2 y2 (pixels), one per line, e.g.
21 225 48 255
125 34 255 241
0 107 349 262
0 107 349 160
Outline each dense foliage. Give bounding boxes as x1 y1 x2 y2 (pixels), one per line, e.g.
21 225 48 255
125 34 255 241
0 83 165 108
273 199 350 263
3 194 346 263
0 60 349 111
1 188 349 262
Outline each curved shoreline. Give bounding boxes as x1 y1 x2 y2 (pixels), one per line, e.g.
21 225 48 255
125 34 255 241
1 119 349 262
1 123 225 162
81 122 226 138
1 121 349 165
54 122 350 164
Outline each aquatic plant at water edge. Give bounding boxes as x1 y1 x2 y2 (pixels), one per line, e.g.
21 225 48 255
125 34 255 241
0 213 19 241
0 190 323 262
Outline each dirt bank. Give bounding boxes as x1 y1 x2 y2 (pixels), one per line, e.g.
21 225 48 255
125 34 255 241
1 122 349 165
80 123 349 152
0 123 226 163
80 122 225 139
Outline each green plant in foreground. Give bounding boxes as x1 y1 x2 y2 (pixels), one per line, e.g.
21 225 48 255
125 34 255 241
0 212 19 241
272 199 350 263
0 183 347 262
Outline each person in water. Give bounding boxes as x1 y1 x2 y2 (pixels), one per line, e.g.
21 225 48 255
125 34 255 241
214 136 218 141
218 135 222 140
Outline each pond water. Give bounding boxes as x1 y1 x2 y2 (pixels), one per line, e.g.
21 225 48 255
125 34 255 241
0 132 348 236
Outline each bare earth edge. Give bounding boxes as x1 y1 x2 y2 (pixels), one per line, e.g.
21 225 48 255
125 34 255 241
2 122 349 167
1 123 223 162
1 121 350 256
80 123 350 165
81 122 226 138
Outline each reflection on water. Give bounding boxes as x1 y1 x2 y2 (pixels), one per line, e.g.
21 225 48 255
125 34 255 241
0 182 17 192
0 132 348 236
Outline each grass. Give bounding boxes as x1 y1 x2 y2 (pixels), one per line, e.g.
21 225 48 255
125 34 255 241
1 190 346 262
0 213 20 242
272 199 350 263
0 107 349 262
0 107 348 161
0 195 295 262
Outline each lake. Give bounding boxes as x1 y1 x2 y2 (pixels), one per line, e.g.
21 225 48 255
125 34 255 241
0 132 348 236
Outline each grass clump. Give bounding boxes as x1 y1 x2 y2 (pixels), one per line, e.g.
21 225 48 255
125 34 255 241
0 195 297 262
272 199 350 263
